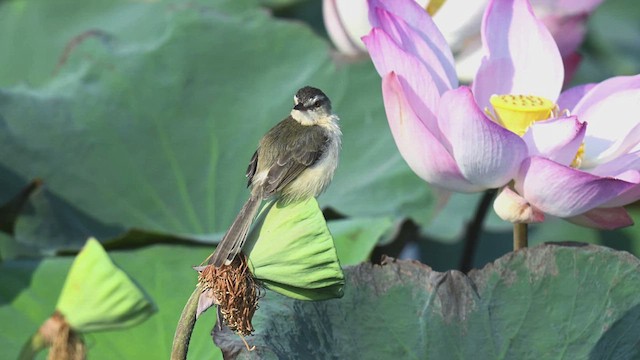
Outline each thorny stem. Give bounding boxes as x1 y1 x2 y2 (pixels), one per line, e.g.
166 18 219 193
171 286 201 360
459 189 497 273
513 223 528 250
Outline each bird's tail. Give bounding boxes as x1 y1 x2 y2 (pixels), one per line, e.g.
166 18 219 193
208 195 262 267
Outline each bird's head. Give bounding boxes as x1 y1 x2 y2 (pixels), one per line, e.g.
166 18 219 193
291 86 333 125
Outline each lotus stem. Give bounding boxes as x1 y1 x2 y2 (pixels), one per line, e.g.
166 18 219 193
171 287 201 360
459 189 497 273
513 223 528 250
18 332 48 360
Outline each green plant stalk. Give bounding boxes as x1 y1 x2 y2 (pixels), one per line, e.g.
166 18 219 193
171 286 201 360
459 189 497 273
513 223 528 250
18 332 48 360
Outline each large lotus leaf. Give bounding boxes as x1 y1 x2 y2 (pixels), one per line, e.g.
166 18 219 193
573 0 640 84
423 192 496 242
0 244 222 359
259 0 305 9
0 0 250 87
214 244 640 359
0 0 434 254
328 216 394 265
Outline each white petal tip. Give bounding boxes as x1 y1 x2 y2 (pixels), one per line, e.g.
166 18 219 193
494 187 545 224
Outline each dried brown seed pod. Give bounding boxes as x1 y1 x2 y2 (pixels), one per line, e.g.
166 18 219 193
197 254 263 337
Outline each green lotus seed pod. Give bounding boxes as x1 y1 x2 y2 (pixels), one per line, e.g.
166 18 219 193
56 238 156 332
245 198 345 300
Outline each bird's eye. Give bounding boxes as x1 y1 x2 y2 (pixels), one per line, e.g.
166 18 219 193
312 101 322 108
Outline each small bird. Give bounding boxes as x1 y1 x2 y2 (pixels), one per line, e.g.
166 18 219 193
208 86 342 267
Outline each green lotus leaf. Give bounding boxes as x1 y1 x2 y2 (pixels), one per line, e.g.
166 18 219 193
216 244 640 359
0 0 435 256
0 244 219 359
245 198 344 301
56 238 156 332
329 216 394 265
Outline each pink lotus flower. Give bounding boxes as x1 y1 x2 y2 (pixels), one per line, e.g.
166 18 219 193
324 0 603 84
364 0 640 229
503 75 640 229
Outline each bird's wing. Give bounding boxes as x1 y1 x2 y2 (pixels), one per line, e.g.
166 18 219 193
262 128 328 196
246 150 258 187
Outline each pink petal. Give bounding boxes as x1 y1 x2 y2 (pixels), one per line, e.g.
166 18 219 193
589 151 640 178
566 207 633 230
196 288 215 319
437 86 527 188
363 28 440 105
522 115 586 166
541 14 586 57
473 0 564 111
493 186 545 223
516 156 637 217
368 0 456 79
614 170 640 184
573 75 640 114
572 75 640 165
372 7 456 92
601 182 640 208
382 72 480 192
592 153 640 208
363 28 447 142
557 83 596 112
587 122 640 168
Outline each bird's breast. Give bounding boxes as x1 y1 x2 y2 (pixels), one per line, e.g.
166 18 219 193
282 121 341 202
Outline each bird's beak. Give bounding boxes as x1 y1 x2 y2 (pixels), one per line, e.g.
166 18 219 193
293 103 304 111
